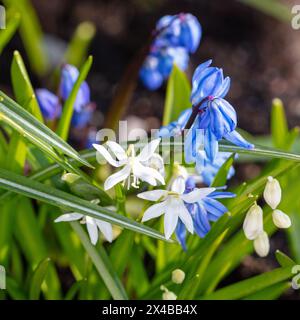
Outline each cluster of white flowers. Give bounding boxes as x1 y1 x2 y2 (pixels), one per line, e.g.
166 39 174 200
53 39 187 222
243 176 291 257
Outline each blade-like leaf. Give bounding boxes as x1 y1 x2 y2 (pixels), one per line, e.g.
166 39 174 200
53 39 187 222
0 92 93 168
211 153 235 187
0 168 170 242
201 267 293 300
163 64 191 126
29 258 50 300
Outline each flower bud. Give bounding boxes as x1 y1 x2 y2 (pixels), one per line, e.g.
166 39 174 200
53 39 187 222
272 209 291 229
160 285 177 300
162 291 177 300
172 269 185 284
254 231 270 257
243 203 263 240
263 176 281 209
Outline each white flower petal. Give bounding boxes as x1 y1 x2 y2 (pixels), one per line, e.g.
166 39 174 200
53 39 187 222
164 199 179 239
54 212 83 222
243 204 263 240
263 176 281 210
95 220 114 242
86 216 99 245
178 202 194 234
133 160 165 186
93 144 121 167
106 141 127 161
137 190 168 201
254 231 270 257
142 201 167 222
137 139 161 162
104 164 131 190
272 210 291 229
181 187 215 203
171 176 186 194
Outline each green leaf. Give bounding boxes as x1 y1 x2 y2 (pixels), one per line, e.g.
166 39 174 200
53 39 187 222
0 92 93 168
64 22 96 67
201 266 293 300
3 0 49 76
239 0 292 22
0 168 170 242
64 279 87 300
11 50 43 122
70 222 128 300
29 258 51 300
211 153 235 187
0 10 20 55
243 282 290 300
275 250 296 267
163 64 191 125
56 56 93 141
271 98 288 149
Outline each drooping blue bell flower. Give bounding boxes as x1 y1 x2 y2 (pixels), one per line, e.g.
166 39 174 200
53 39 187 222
36 89 62 121
156 13 202 53
176 177 235 250
59 64 91 112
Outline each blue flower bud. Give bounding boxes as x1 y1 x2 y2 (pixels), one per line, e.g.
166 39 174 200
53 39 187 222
36 89 62 121
191 60 230 105
59 64 90 111
156 13 202 53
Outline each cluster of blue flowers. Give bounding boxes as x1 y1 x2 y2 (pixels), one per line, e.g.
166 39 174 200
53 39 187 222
176 177 235 250
159 59 254 186
36 64 94 128
140 13 202 90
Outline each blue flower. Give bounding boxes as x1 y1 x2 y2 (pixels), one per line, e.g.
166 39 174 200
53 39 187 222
59 64 91 112
140 13 201 90
156 13 202 53
176 177 235 249
72 104 95 129
140 46 189 91
36 89 62 121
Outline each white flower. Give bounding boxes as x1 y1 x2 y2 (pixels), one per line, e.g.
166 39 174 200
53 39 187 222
172 269 185 284
160 285 177 300
54 200 113 245
263 176 281 210
93 139 165 190
143 153 165 177
253 231 270 257
138 176 215 239
272 209 291 228
243 203 263 240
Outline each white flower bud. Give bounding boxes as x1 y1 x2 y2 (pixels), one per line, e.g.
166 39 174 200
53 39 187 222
263 176 281 209
272 209 291 228
172 269 185 284
243 203 263 240
162 291 177 300
254 231 270 257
